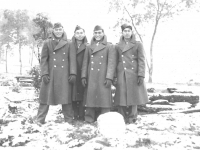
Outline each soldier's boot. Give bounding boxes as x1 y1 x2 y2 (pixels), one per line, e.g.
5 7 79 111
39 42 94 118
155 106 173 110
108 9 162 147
127 105 138 124
118 106 129 124
85 107 95 123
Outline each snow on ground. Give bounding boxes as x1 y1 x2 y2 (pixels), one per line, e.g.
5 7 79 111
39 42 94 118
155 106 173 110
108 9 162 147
0 84 200 149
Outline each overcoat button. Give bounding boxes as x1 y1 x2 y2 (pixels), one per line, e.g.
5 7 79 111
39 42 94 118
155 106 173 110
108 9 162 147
99 62 101 64
54 65 56 67
53 52 55 54
132 68 134 69
124 68 127 70
54 59 56 61
91 55 93 57
91 68 93 70
91 61 94 64
123 61 125 63
63 52 65 54
62 66 64 68
63 59 65 61
122 55 124 57
101 56 103 58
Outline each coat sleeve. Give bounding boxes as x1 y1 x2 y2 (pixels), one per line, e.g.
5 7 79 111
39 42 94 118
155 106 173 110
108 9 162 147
81 46 89 79
137 42 146 77
40 41 49 77
69 42 77 75
106 44 117 80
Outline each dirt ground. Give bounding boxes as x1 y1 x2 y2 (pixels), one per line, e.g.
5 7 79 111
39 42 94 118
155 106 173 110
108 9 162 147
0 83 200 150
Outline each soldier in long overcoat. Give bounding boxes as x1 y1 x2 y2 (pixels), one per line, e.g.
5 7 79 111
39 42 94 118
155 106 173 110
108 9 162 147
81 25 116 123
71 25 88 120
36 23 77 125
114 24 148 124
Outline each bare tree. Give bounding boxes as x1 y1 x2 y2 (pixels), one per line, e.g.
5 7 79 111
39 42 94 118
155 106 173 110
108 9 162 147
0 10 14 73
109 0 199 82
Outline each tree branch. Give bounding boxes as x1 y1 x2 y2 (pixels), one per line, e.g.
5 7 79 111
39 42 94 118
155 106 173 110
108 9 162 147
124 6 143 43
160 0 185 19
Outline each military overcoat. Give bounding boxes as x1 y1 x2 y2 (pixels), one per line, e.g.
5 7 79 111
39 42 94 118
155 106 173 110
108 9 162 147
114 35 148 106
71 36 88 101
39 32 77 105
81 36 116 108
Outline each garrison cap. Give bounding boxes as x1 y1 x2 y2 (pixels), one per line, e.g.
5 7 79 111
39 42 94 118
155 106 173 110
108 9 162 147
74 25 85 32
121 24 132 31
94 25 104 32
53 22 63 29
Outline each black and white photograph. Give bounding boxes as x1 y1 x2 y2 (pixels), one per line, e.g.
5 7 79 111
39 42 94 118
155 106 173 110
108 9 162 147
0 0 200 149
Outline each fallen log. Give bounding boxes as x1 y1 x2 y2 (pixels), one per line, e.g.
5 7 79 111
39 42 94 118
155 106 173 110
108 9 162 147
137 105 172 114
167 88 193 94
148 93 199 104
4 96 37 103
157 108 200 114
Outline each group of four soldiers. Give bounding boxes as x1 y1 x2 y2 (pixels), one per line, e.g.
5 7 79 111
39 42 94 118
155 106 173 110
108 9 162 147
36 22 148 125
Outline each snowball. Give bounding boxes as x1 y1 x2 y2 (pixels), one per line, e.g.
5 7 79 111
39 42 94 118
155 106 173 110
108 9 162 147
97 112 126 139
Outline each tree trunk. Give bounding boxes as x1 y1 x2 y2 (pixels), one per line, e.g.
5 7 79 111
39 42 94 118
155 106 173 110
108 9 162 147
5 47 8 73
30 43 34 67
148 17 159 83
37 45 41 63
148 68 153 83
19 42 22 75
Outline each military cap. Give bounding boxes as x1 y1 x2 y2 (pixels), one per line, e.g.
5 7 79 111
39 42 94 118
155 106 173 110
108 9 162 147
121 24 132 31
74 25 85 32
53 22 63 29
94 25 104 32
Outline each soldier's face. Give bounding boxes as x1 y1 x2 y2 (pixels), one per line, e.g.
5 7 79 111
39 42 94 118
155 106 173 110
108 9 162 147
94 30 104 41
74 29 85 41
122 28 132 39
53 27 64 38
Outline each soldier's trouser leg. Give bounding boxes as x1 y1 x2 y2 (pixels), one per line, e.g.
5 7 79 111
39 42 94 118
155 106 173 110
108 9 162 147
85 107 95 123
95 107 110 120
62 104 74 123
72 101 85 120
36 103 49 124
118 106 127 123
127 105 137 123
78 101 85 120
101 108 110 114
72 101 79 120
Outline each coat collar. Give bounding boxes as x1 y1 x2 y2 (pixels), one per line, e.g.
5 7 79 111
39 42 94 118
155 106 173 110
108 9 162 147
118 35 136 53
90 35 107 54
72 36 88 54
49 32 68 51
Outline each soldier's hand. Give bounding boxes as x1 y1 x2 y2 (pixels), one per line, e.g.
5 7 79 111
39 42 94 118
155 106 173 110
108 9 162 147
138 76 144 86
104 79 112 88
42 75 50 84
82 78 87 87
112 77 117 87
68 75 76 84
